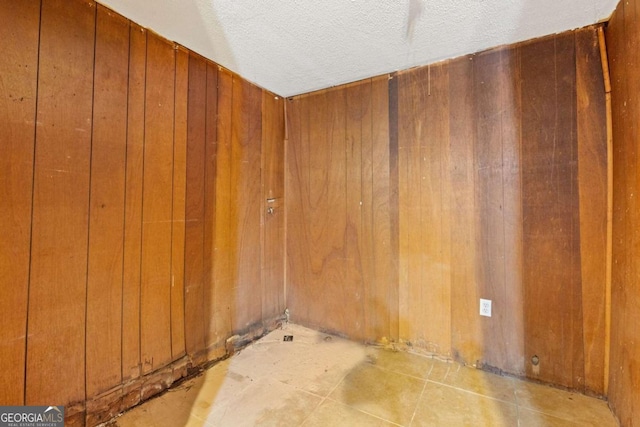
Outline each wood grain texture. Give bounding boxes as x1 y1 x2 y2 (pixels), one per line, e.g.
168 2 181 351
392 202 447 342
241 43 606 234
345 81 367 341
475 50 508 371
314 88 348 334
122 22 146 382
203 62 218 349
606 0 640 423
371 76 393 343
422 64 451 355
448 55 481 366
576 28 608 396
0 0 39 405
262 92 285 322
606 5 627 418
27 0 95 406
184 53 207 358
498 48 525 375
285 28 607 392
474 48 524 374
285 96 313 326
1 0 286 419
230 77 263 332
397 64 452 354
86 5 128 398
520 34 585 389
387 75 400 343
171 46 189 360
213 68 233 346
140 33 174 374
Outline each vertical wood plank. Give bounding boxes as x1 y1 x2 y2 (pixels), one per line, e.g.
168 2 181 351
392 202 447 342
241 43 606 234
607 0 640 421
449 56 481 365
230 77 263 331
213 68 233 342
306 91 330 327
346 82 367 340
521 35 584 389
86 4 128 398
370 76 393 342
387 75 400 342
630 3 640 412
499 48 525 375
27 0 95 406
576 28 608 395
397 69 422 342
474 50 508 371
285 97 313 326
317 88 348 333
422 64 451 354
0 0 40 405
122 23 146 382
203 62 218 349
171 46 189 360
262 92 285 322
184 54 206 358
140 33 174 373
359 81 375 342
604 7 625 410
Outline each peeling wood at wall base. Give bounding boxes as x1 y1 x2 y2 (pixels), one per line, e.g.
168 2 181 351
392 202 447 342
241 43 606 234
86 319 278 425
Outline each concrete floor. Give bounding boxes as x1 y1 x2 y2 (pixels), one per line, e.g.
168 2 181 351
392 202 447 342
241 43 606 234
112 325 618 426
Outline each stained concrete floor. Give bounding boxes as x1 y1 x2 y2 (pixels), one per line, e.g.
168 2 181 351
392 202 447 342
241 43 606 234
112 325 618 426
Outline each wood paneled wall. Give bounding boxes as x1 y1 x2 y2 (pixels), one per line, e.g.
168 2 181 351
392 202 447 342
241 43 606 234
606 0 640 424
286 26 608 394
0 0 285 424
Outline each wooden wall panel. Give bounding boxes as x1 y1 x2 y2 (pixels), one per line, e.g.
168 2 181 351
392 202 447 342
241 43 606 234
345 82 367 341
475 50 508 371
27 0 95 408
397 64 452 354
140 33 175 374
606 1 627 417
285 96 313 326
306 91 329 326
286 27 607 393
371 76 394 342
474 49 525 374
262 92 285 322
203 63 218 350
521 34 585 389
171 47 189 360
86 5 128 398
184 54 207 358
607 0 640 423
498 48 525 375
422 64 451 354
448 56 481 365
230 78 263 331
213 69 233 345
0 0 39 405
122 22 146 382
1 0 285 420
315 88 348 334
387 76 400 343
397 68 424 343
576 29 608 396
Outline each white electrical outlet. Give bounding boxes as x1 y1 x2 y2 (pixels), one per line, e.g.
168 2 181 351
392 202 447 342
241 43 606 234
480 299 492 317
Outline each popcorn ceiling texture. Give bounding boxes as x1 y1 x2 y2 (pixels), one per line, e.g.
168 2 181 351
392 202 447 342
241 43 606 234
97 0 618 97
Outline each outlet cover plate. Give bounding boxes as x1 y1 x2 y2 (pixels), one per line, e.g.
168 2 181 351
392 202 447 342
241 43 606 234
480 299 492 317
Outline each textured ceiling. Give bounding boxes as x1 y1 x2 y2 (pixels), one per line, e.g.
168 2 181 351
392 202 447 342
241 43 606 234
97 0 619 97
